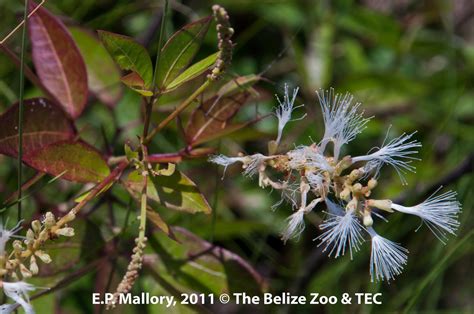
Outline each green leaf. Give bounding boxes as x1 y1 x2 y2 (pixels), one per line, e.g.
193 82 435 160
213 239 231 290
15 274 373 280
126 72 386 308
124 143 138 161
165 52 219 91
156 16 212 89
148 227 267 295
23 140 111 183
123 169 211 214
0 98 75 158
146 209 176 241
69 26 123 107
28 2 88 118
98 30 153 88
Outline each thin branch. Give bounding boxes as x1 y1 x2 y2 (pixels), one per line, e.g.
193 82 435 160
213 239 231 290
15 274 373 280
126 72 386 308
3 172 45 205
0 0 46 45
144 79 212 144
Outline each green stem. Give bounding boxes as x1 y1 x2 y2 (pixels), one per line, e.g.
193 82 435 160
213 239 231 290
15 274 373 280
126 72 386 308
17 0 29 222
144 79 211 144
138 174 148 243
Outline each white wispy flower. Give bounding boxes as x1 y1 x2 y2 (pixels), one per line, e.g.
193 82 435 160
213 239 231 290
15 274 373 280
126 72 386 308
274 84 305 145
271 180 300 210
317 88 371 160
282 198 321 242
0 303 17 313
208 154 245 175
352 131 421 184
316 203 365 259
0 220 23 255
391 189 461 243
306 171 324 190
287 146 333 172
242 154 268 177
282 209 306 242
2 281 37 314
368 227 408 282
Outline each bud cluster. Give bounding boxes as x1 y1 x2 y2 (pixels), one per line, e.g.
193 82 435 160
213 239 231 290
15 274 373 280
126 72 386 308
0 211 76 312
208 5 234 81
0 212 75 280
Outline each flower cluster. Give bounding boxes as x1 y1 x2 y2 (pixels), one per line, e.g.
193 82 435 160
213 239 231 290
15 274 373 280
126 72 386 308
0 212 76 313
210 85 462 282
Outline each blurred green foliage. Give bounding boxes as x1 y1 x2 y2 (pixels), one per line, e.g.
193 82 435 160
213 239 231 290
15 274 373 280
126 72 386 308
0 0 473 313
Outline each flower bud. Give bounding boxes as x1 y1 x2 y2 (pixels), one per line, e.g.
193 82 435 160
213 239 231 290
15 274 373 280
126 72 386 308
55 227 75 237
12 240 23 253
62 212 76 224
367 178 378 190
44 212 56 228
30 256 39 275
367 199 393 212
363 213 373 227
35 250 52 264
348 169 361 182
26 227 34 238
339 188 351 201
20 263 32 278
353 183 363 193
31 220 42 233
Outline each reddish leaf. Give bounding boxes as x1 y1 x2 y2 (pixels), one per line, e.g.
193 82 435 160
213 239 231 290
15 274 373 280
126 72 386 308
0 98 75 158
120 72 153 96
185 92 251 145
28 2 88 119
23 140 111 183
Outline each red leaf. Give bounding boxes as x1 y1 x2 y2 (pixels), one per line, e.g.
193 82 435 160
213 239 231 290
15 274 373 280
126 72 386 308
28 2 88 119
0 98 75 158
23 140 111 183
185 92 251 145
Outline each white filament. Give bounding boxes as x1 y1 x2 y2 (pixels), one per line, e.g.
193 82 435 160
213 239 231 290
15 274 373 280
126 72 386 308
316 207 365 259
2 281 36 314
368 227 408 282
274 84 305 145
317 88 371 160
352 131 421 185
391 189 461 243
